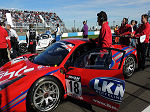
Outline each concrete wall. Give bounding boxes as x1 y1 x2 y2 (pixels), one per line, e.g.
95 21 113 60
18 30 114 40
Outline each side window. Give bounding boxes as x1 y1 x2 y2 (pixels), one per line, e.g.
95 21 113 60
85 52 112 69
65 43 96 67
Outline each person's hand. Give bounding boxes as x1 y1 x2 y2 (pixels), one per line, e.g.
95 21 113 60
131 33 134 37
10 48 13 53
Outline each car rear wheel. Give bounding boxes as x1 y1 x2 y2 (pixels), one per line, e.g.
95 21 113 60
26 76 63 112
123 56 136 78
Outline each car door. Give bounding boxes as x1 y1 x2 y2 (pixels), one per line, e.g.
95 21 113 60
65 47 125 112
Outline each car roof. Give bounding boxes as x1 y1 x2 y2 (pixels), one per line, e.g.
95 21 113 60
62 38 89 45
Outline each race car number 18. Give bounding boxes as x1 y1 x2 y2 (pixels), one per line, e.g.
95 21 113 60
65 75 82 96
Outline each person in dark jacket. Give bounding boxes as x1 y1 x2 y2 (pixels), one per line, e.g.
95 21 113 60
82 21 88 38
131 14 150 70
26 24 38 53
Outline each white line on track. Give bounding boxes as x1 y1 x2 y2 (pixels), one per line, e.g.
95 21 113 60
142 105 150 112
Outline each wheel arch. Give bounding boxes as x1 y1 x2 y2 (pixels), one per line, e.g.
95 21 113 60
129 54 137 63
26 75 65 109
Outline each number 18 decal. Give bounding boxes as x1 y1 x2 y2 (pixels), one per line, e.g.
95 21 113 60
65 75 82 96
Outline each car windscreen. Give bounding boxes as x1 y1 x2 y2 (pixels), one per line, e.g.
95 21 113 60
33 41 74 66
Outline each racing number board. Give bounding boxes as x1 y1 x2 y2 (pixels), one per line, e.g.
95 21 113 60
65 75 82 97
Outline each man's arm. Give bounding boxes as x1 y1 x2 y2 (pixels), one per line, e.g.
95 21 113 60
134 24 150 37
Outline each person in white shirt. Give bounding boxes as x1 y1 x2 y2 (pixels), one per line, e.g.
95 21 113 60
55 24 61 41
6 24 20 59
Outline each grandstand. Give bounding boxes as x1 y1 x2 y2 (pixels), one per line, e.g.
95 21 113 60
0 9 66 33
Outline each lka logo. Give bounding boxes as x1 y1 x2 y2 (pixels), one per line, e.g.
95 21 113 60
89 77 125 103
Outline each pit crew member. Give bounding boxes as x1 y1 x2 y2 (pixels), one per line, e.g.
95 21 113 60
131 14 150 70
115 18 132 45
0 22 11 66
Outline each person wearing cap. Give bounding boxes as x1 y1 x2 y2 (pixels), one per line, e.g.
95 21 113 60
131 14 150 70
92 11 112 48
82 21 88 38
0 22 11 66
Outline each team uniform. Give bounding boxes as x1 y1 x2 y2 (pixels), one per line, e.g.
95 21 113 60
116 24 132 45
94 22 112 48
133 22 150 69
26 28 38 53
0 26 11 66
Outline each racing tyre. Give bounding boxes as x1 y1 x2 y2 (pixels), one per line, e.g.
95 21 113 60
26 76 63 112
123 55 135 78
19 43 28 53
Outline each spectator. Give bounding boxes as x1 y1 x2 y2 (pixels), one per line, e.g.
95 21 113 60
26 24 38 53
82 21 88 38
55 24 61 41
116 18 132 45
0 22 11 67
131 14 150 70
45 27 51 35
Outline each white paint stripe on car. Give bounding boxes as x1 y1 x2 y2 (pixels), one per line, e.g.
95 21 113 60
24 68 34 73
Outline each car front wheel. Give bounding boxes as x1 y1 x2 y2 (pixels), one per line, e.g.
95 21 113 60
26 76 63 112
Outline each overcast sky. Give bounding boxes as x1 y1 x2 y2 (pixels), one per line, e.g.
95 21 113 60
1 0 150 29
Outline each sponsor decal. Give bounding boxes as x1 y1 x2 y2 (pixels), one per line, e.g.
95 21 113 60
61 43 74 52
37 65 45 69
0 66 34 80
65 75 82 97
89 77 125 103
93 99 118 111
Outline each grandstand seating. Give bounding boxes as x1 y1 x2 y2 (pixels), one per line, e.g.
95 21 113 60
0 9 65 32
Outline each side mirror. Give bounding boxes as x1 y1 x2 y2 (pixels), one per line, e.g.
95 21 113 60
60 67 67 74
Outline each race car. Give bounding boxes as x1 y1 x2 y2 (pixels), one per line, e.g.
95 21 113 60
36 33 55 51
0 38 137 112
18 33 55 53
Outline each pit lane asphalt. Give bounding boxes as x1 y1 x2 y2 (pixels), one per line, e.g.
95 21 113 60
53 57 150 112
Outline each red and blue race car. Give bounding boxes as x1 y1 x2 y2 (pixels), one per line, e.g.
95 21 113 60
0 38 137 112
